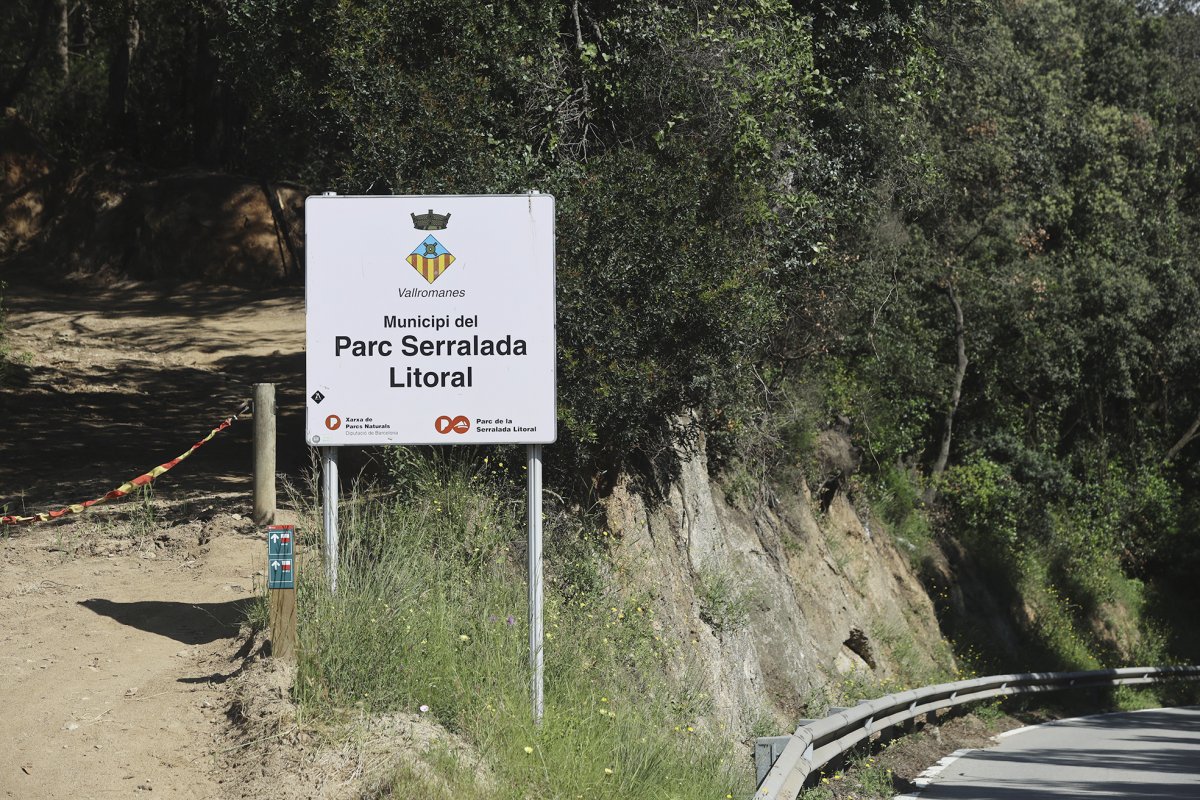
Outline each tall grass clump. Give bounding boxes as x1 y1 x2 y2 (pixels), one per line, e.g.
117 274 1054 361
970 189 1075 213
294 450 748 799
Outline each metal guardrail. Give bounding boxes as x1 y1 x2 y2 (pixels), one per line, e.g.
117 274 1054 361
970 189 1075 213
754 665 1200 798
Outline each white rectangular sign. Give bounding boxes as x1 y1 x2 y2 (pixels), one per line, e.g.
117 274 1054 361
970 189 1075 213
305 194 556 445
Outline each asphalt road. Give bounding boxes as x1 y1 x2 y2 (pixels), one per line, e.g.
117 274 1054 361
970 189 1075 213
911 707 1200 799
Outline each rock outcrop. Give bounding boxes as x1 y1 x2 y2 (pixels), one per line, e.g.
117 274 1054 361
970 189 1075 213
603 434 953 734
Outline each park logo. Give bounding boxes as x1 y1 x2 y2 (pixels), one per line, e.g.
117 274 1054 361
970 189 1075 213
435 415 471 434
407 210 456 284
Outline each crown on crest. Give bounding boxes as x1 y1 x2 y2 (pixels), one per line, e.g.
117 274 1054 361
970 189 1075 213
411 209 451 230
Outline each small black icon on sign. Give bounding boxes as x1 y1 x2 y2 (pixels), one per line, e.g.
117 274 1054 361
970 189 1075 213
311 391 326 404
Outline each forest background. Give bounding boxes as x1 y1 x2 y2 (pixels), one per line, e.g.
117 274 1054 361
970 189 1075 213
3 0 1200 707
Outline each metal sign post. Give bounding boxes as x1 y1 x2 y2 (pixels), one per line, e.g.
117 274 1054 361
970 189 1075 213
321 446 339 593
527 444 544 724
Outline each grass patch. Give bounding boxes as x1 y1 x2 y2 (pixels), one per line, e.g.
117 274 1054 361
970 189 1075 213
970 699 1006 723
870 465 932 558
244 591 270 634
1110 685 1161 712
869 618 953 688
127 484 160 541
799 752 895 800
697 566 753 634
382 743 494 799
293 452 749 799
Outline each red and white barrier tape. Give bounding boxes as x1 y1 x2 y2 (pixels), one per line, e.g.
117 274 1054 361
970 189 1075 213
1 400 250 525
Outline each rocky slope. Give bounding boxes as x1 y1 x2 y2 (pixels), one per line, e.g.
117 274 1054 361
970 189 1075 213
604 436 953 736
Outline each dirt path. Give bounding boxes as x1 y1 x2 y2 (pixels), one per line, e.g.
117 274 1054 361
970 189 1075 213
0 282 307 799
0 282 307 509
0 515 261 799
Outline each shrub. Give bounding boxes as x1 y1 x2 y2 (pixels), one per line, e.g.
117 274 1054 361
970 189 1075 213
938 457 1022 547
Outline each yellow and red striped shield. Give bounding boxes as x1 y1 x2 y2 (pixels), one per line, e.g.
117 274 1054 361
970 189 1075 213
407 235 456 284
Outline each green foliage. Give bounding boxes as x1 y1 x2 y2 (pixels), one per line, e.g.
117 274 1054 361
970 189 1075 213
710 374 824 509
939 457 1023 546
221 0 564 191
933 450 1178 674
798 751 897 800
853 755 898 798
553 146 781 477
972 699 1006 723
789 0 1200 679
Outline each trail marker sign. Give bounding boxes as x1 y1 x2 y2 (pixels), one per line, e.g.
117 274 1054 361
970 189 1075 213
267 524 295 589
266 523 297 660
305 194 556 446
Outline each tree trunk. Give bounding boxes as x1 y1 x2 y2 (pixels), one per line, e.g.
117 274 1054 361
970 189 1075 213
53 0 69 79
192 0 221 166
261 179 301 279
923 279 968 506
106 0 140 150
1163 407 1200 463
572 0 585 51
190 1 244 168
0 0 54 108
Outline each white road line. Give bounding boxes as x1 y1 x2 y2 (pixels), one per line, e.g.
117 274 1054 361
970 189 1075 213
893 748 976 800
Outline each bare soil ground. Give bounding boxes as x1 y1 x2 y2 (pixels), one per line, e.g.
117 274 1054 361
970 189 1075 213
0 281 305 799
1 511 263 799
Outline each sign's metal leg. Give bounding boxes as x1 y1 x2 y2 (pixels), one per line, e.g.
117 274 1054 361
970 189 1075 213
321 446 339 594
527 443 544 725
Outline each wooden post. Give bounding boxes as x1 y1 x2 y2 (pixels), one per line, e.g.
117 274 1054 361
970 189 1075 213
270 587 297 660
252 383 276 525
